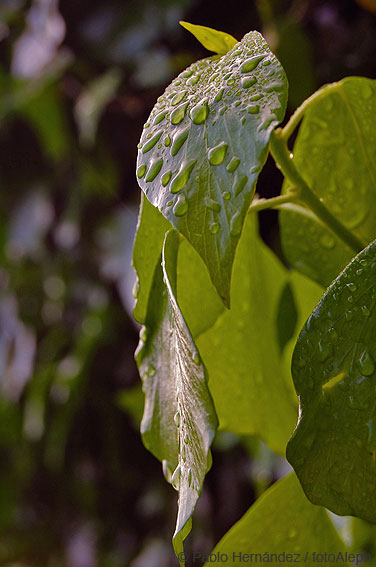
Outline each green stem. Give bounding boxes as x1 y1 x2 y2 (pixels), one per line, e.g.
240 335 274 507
281 82 340 141
249 188 300 213
269 129 365 253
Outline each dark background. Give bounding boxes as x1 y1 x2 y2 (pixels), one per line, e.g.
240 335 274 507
0 0 375 565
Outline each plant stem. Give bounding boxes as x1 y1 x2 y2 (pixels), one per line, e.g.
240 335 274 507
269 128 365 253
281 82 340 141
249 188 300 213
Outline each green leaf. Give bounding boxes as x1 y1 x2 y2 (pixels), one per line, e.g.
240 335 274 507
280 77 376 286
179 21 238 55
205 473 346 567
136 30 288 306
197 213 296 454
135 230 218 561
132 194 171 324
287 239 376 523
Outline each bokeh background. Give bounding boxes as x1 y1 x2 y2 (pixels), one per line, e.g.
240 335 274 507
0 0 375 565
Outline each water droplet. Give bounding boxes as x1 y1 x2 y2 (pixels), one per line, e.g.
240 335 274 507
162 460 173 482
223 191 231 200
358 349 375 376
348 296 353 304
145 157 163 182
208 142 228 165
230 211 242 236
187 74 200 86
153 110 167 125
147 364 156 377
241 77 257 89
142 130 163 153
171 102 188 125
140 326 147 343
345 310 353 321
188 468 193 487
328 327 337 340
320 234 335 249
173 194 188 217
250 94 262 101
137 164 147 179
263 59 271 66
190 98 209 124
214 88 225 103
361 306 370 317
205 198 221 212
132 279 140 299
181 69 193 78
170 159 196 193
233 175 248 196
160 172 171 188
193 352 200 364
171 465 181 490
227 78 235 86
347 283 357 292
248 104 260 114
171 127 189 156
361 83 373 99
210 222 220 234
226 156 240 173
174 411 180 426
241 55 265 73
184 434 189 444
171 90 187 106
318 340 332 362
164 135 171 147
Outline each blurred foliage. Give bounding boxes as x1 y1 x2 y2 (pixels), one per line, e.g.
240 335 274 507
0 0 375 565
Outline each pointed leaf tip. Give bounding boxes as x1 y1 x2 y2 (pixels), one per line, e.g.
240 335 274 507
179 21 238 54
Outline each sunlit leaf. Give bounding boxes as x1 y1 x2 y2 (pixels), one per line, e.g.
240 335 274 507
135 230 218 562
205 473 346 567
136 30 288 305
287 239 376 523
179 21 237 55
280 77 376 286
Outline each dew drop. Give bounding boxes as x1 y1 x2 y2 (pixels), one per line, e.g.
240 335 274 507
227 78 235 86
190 98 209 124
214 88 225 103
250 94 262 101
241 55 265 73
137 164 147 179
320 234 335 249
233 174 248 196
241 76 257 89
174 411 180 426
153 110 167 125
161 171 172 186
171 102 189 125
145 157 163 182
147 364 156 377
142 130 163 153
205 198 221 212
173 194 188 217
358 349 375 376
361 306 370 317
210 222 220 234
208 142 228 165
181 69 193 78
170 159 196 193
226 156 241 173
171 127 189 156
132 279 140 299
230 211 242 236
347 283 357 292
171 465 181 490
164 135 171 146
171 90 187 106
248 104 260 114
187 74 200 86
223 191 231 200
188 468 193 487
318 340 332 362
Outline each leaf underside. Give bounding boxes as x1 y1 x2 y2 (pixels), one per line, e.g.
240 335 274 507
280 77 376 287
135 230 218 562
136 31 288 306
287 238 376 523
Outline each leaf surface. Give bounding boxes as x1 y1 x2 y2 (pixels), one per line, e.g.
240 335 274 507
280 77 376 286
136 30 288 305
287 239 376 522
179 21 238 54
135 230 218 561
197 213 296 454
205 473 346 567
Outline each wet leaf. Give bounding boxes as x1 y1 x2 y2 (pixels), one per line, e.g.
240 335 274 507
136 29 288 306
287 239 376 523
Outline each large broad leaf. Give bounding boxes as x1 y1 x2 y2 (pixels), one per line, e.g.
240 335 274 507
196 213 297 454
204 473 346 567
280 77 376 287
135 230 218 562
287 239 376 523
136 30 288 306
132 194 171 324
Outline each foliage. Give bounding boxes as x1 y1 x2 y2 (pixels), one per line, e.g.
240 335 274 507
134 20 376 565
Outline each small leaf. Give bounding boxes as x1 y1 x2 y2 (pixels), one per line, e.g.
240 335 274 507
179 21 238 55
205 473 346 567
197 213 296 454
287 238 376 523
136 31 288 306
132 194 171 324
135 230 218 561
280 77 376 286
